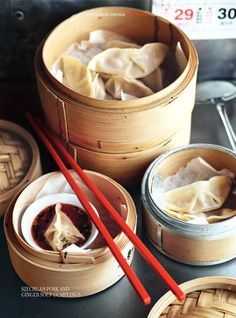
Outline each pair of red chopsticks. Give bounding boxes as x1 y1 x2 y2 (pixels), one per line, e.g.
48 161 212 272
27 113 185 305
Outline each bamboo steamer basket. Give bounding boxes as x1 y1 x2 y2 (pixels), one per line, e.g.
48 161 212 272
5 170 137 297
11 169 137 265
66 115 191 186
35 6 198 186
5 205 135 297
0 120 41 217
141 144 236 265
148 276 236 317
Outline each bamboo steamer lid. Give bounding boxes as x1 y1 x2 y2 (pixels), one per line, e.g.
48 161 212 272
34 6 198 186
0 120 41 216
142 144 236 265
12 170 137 264
148 276 236 317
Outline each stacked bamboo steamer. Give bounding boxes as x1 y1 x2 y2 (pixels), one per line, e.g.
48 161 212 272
148 276 236 317
4 170 137 296
142 144 236 265
35 6 198 187
0 120 41 216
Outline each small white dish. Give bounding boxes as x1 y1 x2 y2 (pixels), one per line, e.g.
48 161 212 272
21 193 99 252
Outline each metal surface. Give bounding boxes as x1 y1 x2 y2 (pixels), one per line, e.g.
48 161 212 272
196 80 236 150
1 92 236 316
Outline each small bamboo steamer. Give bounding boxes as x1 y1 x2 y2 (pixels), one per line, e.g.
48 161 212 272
35 6 198 186
5 205 135 297
148 276 236 318
142 144 236 265
0 120 41 217
12 170 137 264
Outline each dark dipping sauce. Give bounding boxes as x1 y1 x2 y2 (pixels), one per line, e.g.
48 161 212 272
31 203 92 251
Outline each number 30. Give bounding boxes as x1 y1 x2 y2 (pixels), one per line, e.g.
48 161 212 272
218 8 236 19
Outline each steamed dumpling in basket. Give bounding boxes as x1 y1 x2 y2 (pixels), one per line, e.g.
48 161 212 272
153 157 236 224
51 29 187 100
164 175 232 214
88 43 169 78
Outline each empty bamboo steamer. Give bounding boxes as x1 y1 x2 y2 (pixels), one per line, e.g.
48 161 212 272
5 170 137 296
142 144 236 265
0 120 41 217
35 6 198 186
148 276 236 317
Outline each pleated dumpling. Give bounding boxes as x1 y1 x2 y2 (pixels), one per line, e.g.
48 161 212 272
164 175 232 214
44 203 85 251
61 55 106 99
62 55 94 97
105 75 153 99
88 43 169 78
206 208 236 223
106 40 140 49
143 67 164 92
89 29 131 44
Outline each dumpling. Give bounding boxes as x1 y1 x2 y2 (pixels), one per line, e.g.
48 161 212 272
121 91 137 101
206 208 236 223
106 40 140 49
164 176 232 214
93 74 106 100
105 75 153 99
89 29 131 44
62 55 106 99
62 55 94 97
88 43 169 78
142 67 165 92
44 203 85 252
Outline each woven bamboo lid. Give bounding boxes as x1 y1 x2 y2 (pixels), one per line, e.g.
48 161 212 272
0 120 41 216
148 276 236 318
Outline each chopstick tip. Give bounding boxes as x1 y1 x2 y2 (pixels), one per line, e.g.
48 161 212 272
144 296 151 305
178 291 186 302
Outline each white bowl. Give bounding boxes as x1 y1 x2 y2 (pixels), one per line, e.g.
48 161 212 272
21 193 99 252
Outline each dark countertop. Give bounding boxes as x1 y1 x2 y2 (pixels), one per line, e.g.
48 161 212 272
0 82 236 317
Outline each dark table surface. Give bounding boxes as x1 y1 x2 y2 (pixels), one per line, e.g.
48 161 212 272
0 82 236 317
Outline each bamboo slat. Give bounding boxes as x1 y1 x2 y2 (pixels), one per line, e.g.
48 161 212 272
0 120 42 216
148 277 236 318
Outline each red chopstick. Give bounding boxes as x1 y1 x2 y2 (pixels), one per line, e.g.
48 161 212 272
27 113 186 303
27 113 150 305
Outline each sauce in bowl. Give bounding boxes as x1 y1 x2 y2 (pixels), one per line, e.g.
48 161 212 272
31 203 92 251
